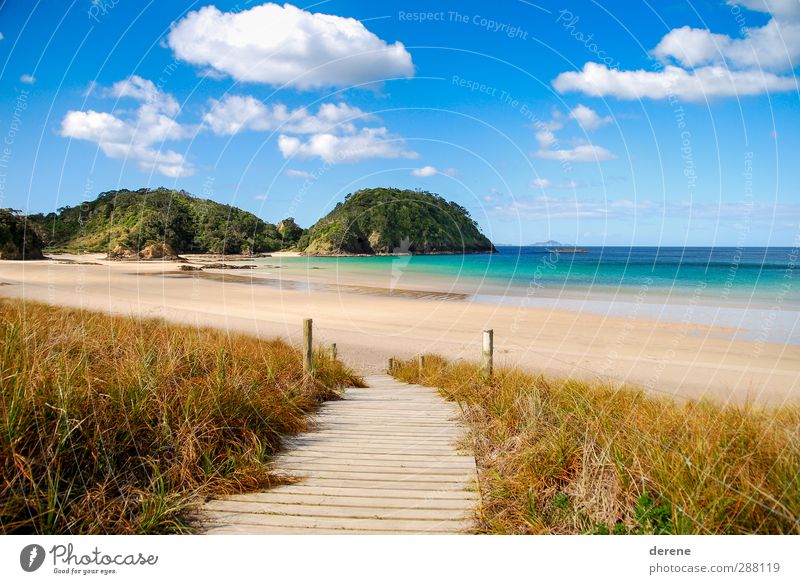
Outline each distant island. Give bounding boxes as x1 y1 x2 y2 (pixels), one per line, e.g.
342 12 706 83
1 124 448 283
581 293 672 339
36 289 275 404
531 240 568 246
7 186 495 259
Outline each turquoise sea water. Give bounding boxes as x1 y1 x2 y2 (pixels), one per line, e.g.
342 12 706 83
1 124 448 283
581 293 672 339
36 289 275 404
260 247 800 344
273 246 799 304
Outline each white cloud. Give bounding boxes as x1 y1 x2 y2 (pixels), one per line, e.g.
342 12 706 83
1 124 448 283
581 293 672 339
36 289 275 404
20 74 35 84
442 167 460 177
203 95 286 135
203 95 370 136
109 76 179 115
60 76 193 177
204 94 410 163
569 104 611 131
278 127 418 163
411 165 437 177
534 144 617 162
285 169 312 179
553 62 797 101
553 1 800 100
530 178 581 189
653 2 800 71
535 129 557 148
167 3 414 89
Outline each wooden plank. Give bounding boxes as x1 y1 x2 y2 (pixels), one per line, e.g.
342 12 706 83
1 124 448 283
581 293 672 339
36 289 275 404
223 492 475 509
257 484 480 500
276 469 471 483
279 462 475 476
204 525 459 535
203 500 472 521
203 511 471 532
200 374 479 535
280 477 475 491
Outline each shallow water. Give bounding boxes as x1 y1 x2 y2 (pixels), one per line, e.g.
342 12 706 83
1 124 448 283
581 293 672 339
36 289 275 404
244 246 800 344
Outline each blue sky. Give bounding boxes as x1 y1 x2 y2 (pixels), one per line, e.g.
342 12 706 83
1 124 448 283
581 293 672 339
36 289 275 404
0 0 798 245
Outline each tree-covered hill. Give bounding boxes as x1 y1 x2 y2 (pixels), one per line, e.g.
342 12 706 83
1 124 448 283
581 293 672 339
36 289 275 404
1 209 45 259
298 188 495 255
28 188 303 255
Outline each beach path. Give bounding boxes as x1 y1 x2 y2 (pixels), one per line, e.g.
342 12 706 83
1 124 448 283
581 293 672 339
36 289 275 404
201 374 479 534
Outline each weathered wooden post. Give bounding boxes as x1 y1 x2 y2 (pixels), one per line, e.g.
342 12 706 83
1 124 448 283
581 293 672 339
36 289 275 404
303 318 313 376
330 343 337 361
482 329 493 378
418 354 425 372
388 357 395 373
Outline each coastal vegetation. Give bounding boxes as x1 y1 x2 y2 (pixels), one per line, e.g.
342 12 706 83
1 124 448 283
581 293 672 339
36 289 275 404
27 188 303 255
0 299 362 534
0 209 44 260
21 186 497 257
298 188 496 255
391 355 800 535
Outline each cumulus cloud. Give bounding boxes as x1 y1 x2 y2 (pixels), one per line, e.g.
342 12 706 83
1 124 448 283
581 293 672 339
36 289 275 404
534 143 617 162
278 127 418 163
553 62 797 101
530 177 581 189
285 169 312 178
653 2 800 71
20 74 35 84
203 95 372 136
109 76 178 115
535 129 557 148
60 76 193 177
569 104 611 131
167 3 414 89
411 165 438 177
203 94 412 163
553 1 800 100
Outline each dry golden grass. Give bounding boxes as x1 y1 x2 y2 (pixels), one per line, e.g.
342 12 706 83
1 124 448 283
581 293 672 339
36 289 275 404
392 355 800 534
0 299 362 534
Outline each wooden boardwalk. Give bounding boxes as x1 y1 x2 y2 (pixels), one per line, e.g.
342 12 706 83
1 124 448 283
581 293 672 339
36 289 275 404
202 374 478 534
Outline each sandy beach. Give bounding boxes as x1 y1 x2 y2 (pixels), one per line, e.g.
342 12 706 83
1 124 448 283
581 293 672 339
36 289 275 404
1 254 798 406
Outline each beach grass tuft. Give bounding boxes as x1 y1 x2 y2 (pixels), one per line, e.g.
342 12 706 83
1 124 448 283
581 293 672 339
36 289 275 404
0 299 363 534
391 355 800 534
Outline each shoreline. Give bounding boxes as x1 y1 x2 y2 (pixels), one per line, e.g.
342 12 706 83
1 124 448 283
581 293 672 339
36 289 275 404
0 254 798 405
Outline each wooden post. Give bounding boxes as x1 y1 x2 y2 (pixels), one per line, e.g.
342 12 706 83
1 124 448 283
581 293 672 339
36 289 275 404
303 318 313 376
330 343 337 361
388 357 395 373
482 329 493 378
418 354 425 372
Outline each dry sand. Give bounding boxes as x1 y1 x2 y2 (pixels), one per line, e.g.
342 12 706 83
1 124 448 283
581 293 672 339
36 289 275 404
1 254 798 405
